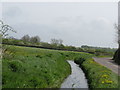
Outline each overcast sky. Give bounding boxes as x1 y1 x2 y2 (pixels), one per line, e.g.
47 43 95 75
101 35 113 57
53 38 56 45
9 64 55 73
2 2 118 48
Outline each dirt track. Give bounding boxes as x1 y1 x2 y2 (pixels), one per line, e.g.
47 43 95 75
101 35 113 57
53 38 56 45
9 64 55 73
93 57 120 75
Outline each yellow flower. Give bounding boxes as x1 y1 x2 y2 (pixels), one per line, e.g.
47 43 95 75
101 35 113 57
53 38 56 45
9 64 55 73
101 74 109 78
102 81 104 83
105 80 113 84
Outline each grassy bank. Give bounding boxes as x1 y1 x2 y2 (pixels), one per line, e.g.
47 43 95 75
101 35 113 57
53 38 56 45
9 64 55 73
2 45 91 88
74 57 119 89
3 45 119 89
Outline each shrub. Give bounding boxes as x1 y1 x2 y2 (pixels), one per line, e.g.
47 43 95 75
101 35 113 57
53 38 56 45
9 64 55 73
8 60 23 72
74 57 85 65
114 48 120 65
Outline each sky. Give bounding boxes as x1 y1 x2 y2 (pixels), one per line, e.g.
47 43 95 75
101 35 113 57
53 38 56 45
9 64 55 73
1 2 119 48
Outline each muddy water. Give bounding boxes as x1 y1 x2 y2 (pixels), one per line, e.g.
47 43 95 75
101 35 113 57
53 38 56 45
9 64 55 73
61 60 88 89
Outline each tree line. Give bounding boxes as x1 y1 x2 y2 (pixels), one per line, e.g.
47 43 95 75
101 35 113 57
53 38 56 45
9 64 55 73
1 20 119 64
2 34 116 57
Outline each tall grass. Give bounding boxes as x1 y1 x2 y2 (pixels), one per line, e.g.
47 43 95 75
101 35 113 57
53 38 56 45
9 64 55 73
2 46 70 88
74 56 119 89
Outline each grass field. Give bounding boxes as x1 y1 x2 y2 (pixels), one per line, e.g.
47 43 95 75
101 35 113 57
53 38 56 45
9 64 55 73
2 45 91 88
2 45 119 89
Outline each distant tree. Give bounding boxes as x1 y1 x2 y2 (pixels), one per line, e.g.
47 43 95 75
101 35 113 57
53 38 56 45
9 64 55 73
51 39 58 45
21 35 30 42
59 39 63 45
81 45 90 49
58 44 65 49
30 36 40 44
51 38 63 46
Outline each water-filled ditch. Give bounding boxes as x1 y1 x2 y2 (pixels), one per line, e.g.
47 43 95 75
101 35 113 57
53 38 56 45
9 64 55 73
61 60 88 89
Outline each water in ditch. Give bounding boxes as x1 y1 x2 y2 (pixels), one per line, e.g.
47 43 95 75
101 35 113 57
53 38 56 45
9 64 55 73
61 60 88 89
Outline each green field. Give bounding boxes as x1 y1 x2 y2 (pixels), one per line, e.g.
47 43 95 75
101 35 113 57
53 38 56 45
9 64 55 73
2 45 91 88
2 45 119 88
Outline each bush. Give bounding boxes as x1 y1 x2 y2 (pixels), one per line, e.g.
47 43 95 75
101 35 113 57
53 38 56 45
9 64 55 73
114 48 120 65
8 60 23 72
74 57 85 65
